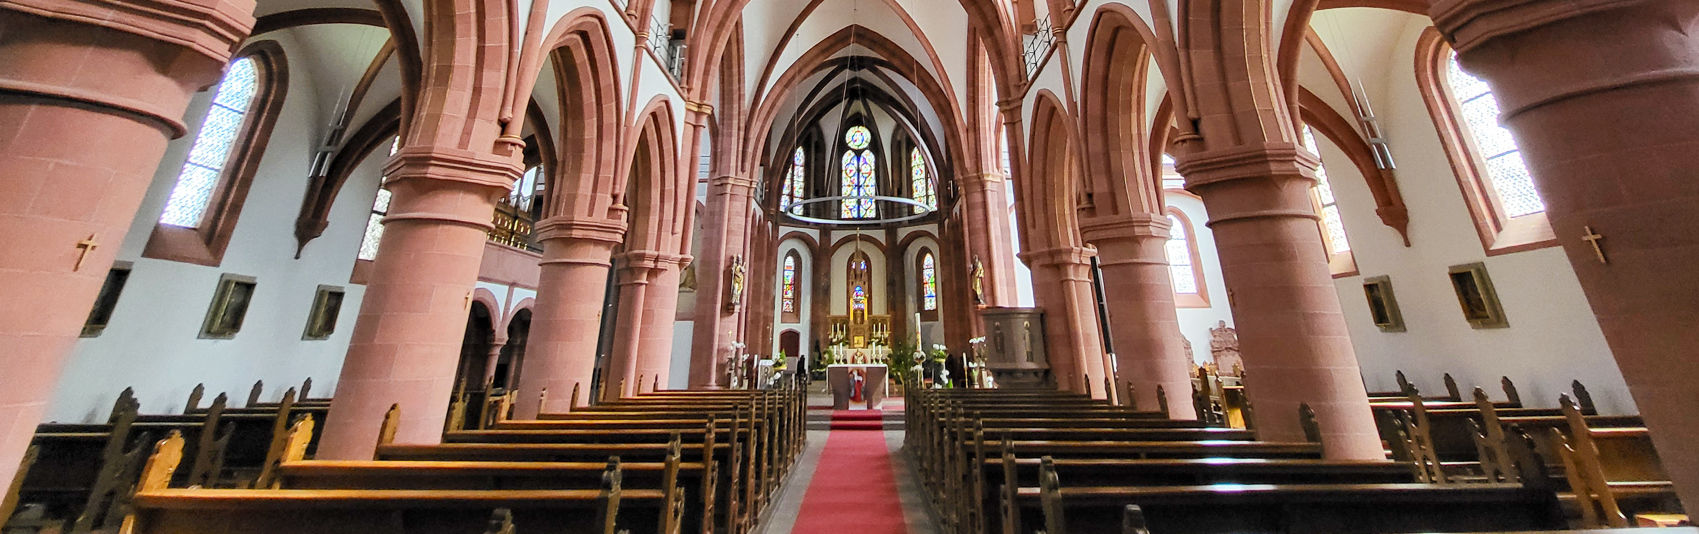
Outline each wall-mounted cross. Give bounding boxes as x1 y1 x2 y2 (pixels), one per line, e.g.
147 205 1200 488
74 234 100 271
1581 226 1608 264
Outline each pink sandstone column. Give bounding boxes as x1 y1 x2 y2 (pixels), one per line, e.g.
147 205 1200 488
603 257 654 400
1082 216 1198 418
512 218 625 417
0 1 250 489
1021 247 1108 397
636 255 688 389
1174 145 1380 459
960 175 1020 306
1432 0 1699 507
317 147 520 459
689 174 755 387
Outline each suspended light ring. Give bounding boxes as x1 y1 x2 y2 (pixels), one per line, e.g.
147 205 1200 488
782 195 935 226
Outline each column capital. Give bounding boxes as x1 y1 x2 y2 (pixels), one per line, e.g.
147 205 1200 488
1172 142 1319 190
383 146 525 191
959 172 1007 190
1431 0 1699 122
534 217 628 244
2 0 254 65
1079 213 1170 243
709 174 757 191
1019 245 1096 269
1430 0 1638 55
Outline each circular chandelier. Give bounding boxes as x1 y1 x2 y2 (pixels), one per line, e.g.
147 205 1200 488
784 195 935 226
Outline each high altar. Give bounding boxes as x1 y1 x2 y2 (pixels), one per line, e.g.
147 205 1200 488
826 314 893 362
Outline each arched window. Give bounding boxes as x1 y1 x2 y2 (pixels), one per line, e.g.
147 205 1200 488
160 57 259 228
1445 53 1542 218
145 47 285 266
920 251 938 311
782 147 806 215
508 165 543 217
840 126 877 219
357 136 401 261
1165 210 1208 308
1301 125 1351 255
911 148 936 214
847 250 872 323
1418 30 1554 253
781 252 799 319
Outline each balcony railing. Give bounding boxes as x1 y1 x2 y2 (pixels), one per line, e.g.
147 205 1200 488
488 198 541 253
648 16 687 79
1022 16 1056 80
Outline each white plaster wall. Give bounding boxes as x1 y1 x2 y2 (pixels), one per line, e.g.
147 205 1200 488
828 241 886 315
1298 18 1633 413
1007 187 1036 307
55 34 378 420
669 322 693 389
769 239 814 357
1163 192 1235 365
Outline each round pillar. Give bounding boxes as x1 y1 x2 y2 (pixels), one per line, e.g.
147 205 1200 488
1082 216 1197 418
512 217 624 417
1175 145 1380 459
1433 0 1699 507
1021 247 1108 396
0 0 250 489
317 147 520 459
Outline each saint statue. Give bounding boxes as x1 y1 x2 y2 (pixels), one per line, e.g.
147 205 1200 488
971 256 986 305
724 255 746 312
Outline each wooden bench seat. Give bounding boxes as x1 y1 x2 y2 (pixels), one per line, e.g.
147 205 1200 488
1016 482 1565 534
128 488 644 534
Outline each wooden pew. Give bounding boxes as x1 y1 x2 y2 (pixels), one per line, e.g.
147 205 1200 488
1550 395 1684 527
124 431 646 534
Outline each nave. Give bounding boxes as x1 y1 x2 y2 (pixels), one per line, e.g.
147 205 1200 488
6 371 1694 534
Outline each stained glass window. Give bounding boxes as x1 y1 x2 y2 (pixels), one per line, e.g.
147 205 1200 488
782 147 806 215
1166 214 1198 295
160 57 260 228
357 136 401 261
852 286 867 311
1302 125 1351 254
921 252 937 311
1446 52 1543 218
840 126 878 218
911 148 935 214
781 254 797 313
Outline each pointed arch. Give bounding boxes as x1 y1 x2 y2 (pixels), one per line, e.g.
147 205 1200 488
539 9 625 223
1079 4 1168 219
622 98 685 255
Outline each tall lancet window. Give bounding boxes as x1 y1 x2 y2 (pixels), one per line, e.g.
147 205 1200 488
847 251 872 323
841 126 877 219
781 252 798 315
911 148 935 214
1446 52 1542 218
358 137 402 261
1302 125 1351 255
782 147 806 215
921 251 938 311
161 57 260 228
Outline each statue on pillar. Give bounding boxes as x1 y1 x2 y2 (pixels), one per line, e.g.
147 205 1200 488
971 256 987 305
724 255 746 313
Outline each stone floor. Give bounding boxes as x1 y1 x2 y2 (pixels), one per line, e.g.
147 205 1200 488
754 383 940 534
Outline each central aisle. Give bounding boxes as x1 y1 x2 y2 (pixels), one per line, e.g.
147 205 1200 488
790 411 907 533
757 391 938 534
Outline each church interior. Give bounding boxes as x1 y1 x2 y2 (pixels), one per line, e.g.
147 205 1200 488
3 0 1698 532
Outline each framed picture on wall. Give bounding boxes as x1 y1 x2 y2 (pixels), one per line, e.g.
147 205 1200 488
1448 262 1508 329
82 261 134 338
302 285 345 340
1362 275 1405 332
201 273 257 339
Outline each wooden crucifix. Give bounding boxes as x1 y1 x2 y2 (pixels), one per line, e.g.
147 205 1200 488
74 234 99 271
1581 226 1608 264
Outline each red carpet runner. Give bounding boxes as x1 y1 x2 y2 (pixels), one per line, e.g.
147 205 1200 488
790 410 908 534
